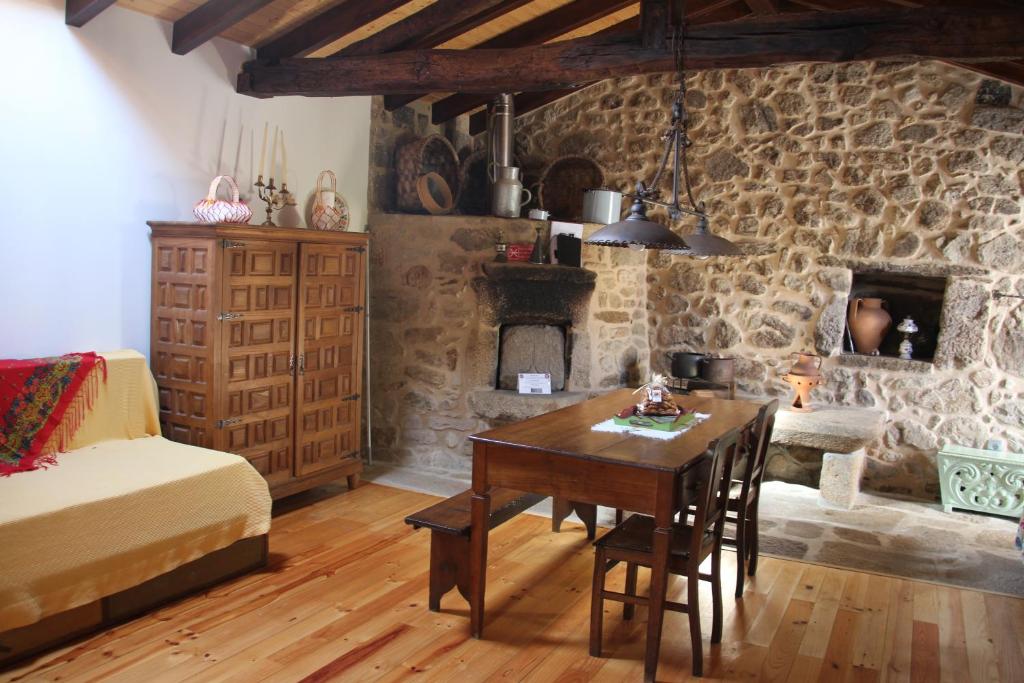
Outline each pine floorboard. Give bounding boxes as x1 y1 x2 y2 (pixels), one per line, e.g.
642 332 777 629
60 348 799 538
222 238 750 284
3 483 1023 683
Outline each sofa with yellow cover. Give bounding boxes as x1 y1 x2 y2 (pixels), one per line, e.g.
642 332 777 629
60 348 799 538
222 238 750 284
0 350 271 663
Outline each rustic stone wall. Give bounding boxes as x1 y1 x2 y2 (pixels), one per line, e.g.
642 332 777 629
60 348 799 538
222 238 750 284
514 60 1024 499
367 213 649 477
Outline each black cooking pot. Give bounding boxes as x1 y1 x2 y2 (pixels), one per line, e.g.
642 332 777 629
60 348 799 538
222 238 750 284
670 352 706 379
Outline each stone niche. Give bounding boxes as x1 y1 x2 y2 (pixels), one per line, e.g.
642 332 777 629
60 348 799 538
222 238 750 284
367 214 649 478
476 261 597 391
844 270 947 361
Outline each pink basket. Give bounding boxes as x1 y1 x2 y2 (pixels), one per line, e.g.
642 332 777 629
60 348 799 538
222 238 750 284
193 175 252 224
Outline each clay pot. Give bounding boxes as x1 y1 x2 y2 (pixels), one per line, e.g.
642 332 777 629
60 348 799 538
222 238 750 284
847 297 891 355
788 352 822 378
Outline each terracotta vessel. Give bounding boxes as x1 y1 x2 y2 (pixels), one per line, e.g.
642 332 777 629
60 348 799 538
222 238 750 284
847 297 891 355
782 352 823 412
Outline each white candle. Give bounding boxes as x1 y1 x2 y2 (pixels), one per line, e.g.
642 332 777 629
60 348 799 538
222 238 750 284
258 122 268 178
280 132 288 186
268 126 278 181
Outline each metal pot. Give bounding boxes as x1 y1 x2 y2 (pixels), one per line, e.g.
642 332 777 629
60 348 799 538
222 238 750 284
582 188 623 224
670 352 705 379
700 356 735 384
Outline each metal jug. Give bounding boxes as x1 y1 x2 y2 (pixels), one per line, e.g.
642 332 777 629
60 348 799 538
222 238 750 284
492 166 532 218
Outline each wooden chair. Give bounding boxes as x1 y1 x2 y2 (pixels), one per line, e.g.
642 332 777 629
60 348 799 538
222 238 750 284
589 428 740 677
725 399 779 598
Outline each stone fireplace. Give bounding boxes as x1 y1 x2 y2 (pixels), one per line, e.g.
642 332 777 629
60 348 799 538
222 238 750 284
367 214 648 478
475 261 597 393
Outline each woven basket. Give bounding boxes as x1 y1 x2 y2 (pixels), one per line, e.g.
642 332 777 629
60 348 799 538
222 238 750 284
537 156 605 222
310 170 350 231
395 135 460 213
193 175 252 224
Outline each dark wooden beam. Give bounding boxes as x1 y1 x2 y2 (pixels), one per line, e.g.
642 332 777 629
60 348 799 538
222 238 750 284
423 9 640 122
429 1 743 123
949 59 1024 88
172 0 275 55
640 0 671 49
387 0 635 114
744 0 779 13
65 0 115 27
256 0 408 60
333 0 533 58
238 6 1024 98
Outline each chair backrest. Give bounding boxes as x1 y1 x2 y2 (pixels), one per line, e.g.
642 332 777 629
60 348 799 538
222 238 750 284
689 428 741 559
739 399 780 500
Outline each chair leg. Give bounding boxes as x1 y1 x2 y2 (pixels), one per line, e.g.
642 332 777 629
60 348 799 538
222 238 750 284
734 507 747 599
623 562 639 620
590 547 607 657
747 504 760 577
711 547 723 644
688 567 703 677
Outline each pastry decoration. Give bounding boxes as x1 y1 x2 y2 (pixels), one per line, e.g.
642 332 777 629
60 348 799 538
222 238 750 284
633 373 682 417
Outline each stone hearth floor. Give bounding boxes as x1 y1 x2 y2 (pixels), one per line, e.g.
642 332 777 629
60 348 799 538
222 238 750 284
364 466 1023 597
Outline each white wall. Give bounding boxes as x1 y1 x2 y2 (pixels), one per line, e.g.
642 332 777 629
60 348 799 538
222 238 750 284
0 0 371 358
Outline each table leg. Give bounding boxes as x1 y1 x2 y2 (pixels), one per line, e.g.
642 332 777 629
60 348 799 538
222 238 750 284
644 476 675 683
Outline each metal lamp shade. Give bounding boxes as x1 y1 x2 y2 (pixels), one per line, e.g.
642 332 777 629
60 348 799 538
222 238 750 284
585 198 690 251
680 216 740 256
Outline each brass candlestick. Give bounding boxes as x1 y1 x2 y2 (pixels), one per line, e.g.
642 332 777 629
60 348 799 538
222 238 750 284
254 175 293 226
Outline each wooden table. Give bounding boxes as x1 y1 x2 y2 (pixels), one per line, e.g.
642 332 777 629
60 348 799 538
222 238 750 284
467 388 764 682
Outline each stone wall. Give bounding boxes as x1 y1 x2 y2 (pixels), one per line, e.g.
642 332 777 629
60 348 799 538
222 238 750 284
367 213 649 478
514 60 1024 499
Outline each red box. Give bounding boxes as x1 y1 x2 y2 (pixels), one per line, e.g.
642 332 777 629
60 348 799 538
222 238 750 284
507 243 534 261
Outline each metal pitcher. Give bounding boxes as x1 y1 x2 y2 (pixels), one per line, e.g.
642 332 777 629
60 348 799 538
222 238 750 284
492 166 532 218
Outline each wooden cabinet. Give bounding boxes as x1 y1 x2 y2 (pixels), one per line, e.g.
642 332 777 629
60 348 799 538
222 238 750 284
149 222 367 498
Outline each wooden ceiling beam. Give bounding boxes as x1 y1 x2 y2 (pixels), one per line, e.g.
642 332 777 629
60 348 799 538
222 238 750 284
256 0 408 60
745 0 779 13
332 0 533 58
949 59 1024 88
387 0 636 114
238 6 1024 98
65 0 115 27
172 0 275 55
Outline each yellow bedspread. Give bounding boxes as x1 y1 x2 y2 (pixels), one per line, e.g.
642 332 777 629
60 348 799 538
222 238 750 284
0 351 271 631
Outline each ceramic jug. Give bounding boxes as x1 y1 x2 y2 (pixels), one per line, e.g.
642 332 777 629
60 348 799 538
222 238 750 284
847 297 892 355
788 352 823 377
492 166 532 218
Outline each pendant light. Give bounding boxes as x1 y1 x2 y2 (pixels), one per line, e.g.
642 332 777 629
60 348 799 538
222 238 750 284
585 17 740 256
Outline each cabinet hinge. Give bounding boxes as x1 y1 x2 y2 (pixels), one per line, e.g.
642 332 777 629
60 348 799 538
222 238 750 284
217 312 244 321
216 417 242 429
342 393 361 402
222 240 246 249
346 246 367 253
343 305 365 313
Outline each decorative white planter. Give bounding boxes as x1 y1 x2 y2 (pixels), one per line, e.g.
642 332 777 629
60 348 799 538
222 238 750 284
937 445 1024 518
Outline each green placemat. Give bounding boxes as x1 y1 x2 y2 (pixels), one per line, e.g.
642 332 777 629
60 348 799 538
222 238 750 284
612 412 698 432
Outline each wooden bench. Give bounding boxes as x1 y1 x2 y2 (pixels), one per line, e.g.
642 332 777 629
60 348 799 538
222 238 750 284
405 490 596 611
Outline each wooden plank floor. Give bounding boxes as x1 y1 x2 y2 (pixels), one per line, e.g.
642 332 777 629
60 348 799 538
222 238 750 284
4 483 1023 682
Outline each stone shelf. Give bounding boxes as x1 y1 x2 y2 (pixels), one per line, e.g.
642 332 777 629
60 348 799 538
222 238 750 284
835 353 934 373
483 261 597 284
772 407 885 454
469 390 595 422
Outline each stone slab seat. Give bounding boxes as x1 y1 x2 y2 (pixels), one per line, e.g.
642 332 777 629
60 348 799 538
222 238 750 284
405 488 547 611
771 407 885 510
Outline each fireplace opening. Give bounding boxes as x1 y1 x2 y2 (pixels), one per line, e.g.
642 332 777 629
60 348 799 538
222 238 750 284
845 270 947 362
496 323 571 391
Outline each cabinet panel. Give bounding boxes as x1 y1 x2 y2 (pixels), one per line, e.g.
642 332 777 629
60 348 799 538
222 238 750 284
295 244 364 477
151 238 217 447
218 240 297 487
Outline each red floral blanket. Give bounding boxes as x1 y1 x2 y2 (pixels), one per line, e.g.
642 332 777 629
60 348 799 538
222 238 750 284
0 352 107 475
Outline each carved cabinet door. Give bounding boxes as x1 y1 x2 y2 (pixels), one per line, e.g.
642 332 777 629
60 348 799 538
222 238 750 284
217 240 298 487
294 243 364 477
